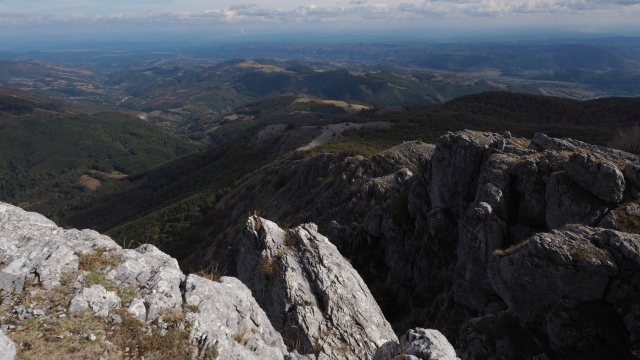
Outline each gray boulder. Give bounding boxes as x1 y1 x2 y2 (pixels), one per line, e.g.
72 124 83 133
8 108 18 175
184 275 288 360
373 328 459 360
488 225 617 323
545 172 609 229
68 284 121 316
237 217 397 359
565 153 625 203
106 244 184 322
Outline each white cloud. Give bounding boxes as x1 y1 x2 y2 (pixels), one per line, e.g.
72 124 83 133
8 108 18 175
1 0 640 28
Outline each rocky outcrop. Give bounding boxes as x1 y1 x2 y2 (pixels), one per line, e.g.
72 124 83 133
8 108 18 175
0 330 16 360
188 140 434 273
184 274 289 360
237 216 397 359
249 124 287 150
0 202 295 359
488 225 617 323
320 130 640 358
374 328 459 360
565 153 626 203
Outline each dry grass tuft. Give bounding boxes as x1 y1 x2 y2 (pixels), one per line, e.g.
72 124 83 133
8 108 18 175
336 341 351 357
111 311 193 359
284 229 298 246
251 210 265 231
195 264 225 282
233 328 246 345
493 240 530 257
76 247 121 273
261 257 282 279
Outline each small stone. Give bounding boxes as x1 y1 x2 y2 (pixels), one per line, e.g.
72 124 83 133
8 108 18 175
127 299 146 321
58 314 66 318
110 314 122 324
87 333 97 342
626 204 640 217
504 131 512 138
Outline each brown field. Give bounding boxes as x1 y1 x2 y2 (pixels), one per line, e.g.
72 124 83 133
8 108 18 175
78 175 101 190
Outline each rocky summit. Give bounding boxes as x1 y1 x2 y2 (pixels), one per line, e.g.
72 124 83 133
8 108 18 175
2 129 640 359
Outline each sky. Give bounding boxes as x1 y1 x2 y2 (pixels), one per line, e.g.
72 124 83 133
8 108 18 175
1 0 640 41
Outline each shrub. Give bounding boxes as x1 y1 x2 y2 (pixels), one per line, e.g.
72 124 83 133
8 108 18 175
608 126 640 154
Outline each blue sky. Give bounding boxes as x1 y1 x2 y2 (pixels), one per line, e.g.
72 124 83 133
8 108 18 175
1 0 639 36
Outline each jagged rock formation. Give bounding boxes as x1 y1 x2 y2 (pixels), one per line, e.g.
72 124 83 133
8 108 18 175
237 216 398 359
187 140 434 273
329 130 640 359
1 202 451 359
0 202 293 359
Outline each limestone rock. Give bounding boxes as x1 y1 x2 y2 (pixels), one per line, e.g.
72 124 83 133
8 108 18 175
249 124 287 150
429 131 502 215
0 329 16 360
488 225 617 322
106 244 184 322
237 217 397 359
545 172 609 229
0 203 118 293
626 204 640 217
598 210 619 229
68 285 121 316
0 202 298 359
184 275 288 360
454 202 506 310
565 153 625 203
530 133 577 152
603 229 640 265
373 328 459 360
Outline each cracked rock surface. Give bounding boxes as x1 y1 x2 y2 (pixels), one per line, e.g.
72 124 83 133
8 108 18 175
237 217 398 360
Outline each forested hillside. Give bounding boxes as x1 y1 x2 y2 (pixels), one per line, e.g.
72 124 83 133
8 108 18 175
0 93 200 210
